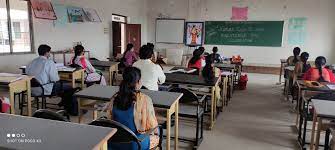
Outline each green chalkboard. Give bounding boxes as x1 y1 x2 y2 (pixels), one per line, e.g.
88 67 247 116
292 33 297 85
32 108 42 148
205 21 284 47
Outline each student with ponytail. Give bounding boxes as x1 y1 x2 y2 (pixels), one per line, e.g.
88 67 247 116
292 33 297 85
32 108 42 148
294 52 311 77
287 47 301 66
303 56 335 83
72 45 106 85
106 67 159 149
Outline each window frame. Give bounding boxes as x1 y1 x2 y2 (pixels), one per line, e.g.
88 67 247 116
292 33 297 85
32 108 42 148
0 0 35 55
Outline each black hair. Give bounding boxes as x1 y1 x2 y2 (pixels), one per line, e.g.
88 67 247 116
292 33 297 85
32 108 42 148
122 43 134 60
114 67 141 110
293 47 301 64
212 47 218 54
300 52 310 73
139 45 153 59
189 49 202 65
199 47 205 51
38 44 51 56
73 45 84 65
315 56 327 82
202 55 215 82
147 43 154 50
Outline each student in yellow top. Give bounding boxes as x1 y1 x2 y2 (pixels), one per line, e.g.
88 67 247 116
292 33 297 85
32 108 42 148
287 47 301 66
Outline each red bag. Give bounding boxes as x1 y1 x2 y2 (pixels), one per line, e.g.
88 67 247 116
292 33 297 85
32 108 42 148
238 74 248 90
0 97 10 113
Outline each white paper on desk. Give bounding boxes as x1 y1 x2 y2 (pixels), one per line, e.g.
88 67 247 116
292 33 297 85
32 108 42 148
57 67 75 72
55 63 65 68
167 68 196 74
327 84 335 90
221 71 233 76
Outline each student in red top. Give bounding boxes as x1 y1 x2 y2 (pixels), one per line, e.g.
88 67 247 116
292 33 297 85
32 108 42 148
303 56 335 83
188 48 205 73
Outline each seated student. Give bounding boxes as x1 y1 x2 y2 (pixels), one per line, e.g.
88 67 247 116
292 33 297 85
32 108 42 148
122 43 138 67
303 56 335 83
188 48 205 72
294 52 311 78
202 56 222 105
72 45 106 85
209 46 223 63
133 45 165 91
26 45 62 96
287 47 301 66
106 67 159 149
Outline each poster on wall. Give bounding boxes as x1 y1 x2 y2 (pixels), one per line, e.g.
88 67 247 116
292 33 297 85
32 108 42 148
231 6 248 21
288 17 307 46
83 8 101 22
31 0 57 20
67 6 85 22
53 3 68 27
185 22 204 46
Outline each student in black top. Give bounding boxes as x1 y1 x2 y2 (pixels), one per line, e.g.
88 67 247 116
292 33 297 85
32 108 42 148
209 47 222 63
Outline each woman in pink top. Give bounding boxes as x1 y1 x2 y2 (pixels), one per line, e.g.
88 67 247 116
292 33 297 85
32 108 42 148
123 43 138 67
72 45 106 85
303 56 335 83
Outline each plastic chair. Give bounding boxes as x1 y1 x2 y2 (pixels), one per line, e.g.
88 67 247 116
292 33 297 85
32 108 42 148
168 88 206 149
89 118 162 150
33 109 70 122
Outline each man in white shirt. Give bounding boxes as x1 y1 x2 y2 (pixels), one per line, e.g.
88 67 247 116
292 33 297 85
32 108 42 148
26 45 60 96
133 45 166 91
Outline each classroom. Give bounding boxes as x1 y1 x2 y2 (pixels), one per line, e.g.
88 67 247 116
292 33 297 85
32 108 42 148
1 0 335 149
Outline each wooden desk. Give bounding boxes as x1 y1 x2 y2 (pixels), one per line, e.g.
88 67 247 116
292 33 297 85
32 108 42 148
310 100 335 150
296 80 335 147
20 66 84 89
165 73 220 129
0 75 32 116
0 113 116 150
89 60 119 85
74 85 183 150
279 59 287 84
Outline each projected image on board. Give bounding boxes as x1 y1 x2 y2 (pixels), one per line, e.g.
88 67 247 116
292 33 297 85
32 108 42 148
185 22 204 46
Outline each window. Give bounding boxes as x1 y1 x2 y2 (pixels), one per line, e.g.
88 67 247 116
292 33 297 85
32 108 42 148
0 0 33 54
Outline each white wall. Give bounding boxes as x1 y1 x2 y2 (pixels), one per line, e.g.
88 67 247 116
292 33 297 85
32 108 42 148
146 0 335 66
0 0 147 72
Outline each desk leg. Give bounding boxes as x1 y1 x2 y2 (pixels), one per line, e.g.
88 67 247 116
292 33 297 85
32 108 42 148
166 109 171 150
174 100 179 150
78 98 83 123
310 110 317 150
314 117 322 150
72 76 75 88
9 89 15 114
279 63 283 83
209 86 215 129
81 71 85 89
27 81 32 116
295 87 302 128
109 67 112 85
101 142 108 150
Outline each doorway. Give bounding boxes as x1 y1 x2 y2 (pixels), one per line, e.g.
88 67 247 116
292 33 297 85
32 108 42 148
111 14 127 58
